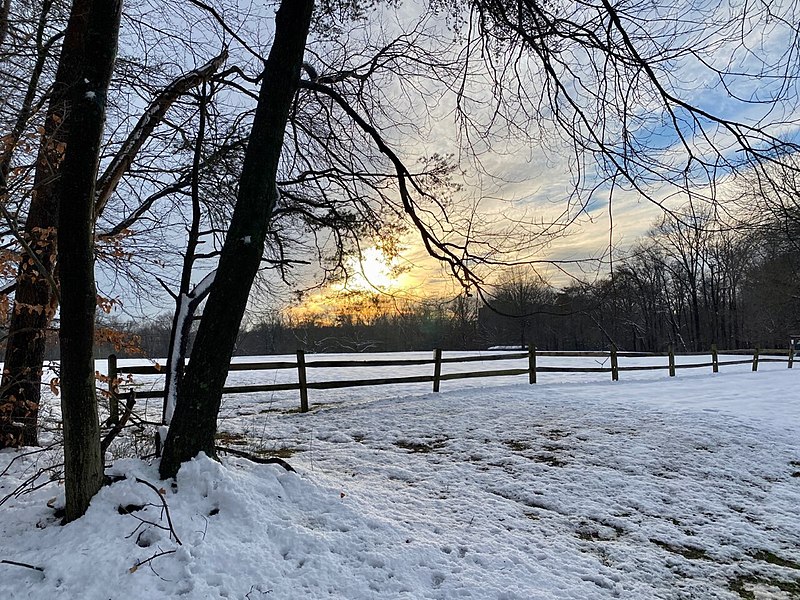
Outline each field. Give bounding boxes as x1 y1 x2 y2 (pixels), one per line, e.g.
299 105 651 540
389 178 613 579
1 353 799 599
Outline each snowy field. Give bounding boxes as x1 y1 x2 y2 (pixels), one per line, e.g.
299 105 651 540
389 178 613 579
1 353 800 599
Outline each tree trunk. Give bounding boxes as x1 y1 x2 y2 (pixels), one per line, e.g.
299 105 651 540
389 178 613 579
0 0 89 449
0 23 224 450
58 0 121 522
159 0 314 479
0 0 11 47
162 87 211 426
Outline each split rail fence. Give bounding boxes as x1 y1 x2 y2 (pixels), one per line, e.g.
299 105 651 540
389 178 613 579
107 345 796 418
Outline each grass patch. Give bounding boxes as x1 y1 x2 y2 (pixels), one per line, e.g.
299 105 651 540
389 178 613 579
502 440 568 466
532 454 568 467
258 403 335 415
216 430 299 459
394 438 448 453
542 443 566 453
650 538 707 560
576 518 624 541
544 429 571 440
216 431 248 445
730 575 800 599
254 447 297 459
752 550 800 570
503 440 532 452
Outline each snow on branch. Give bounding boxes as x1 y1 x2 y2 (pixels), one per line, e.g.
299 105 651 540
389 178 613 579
94 50 228 218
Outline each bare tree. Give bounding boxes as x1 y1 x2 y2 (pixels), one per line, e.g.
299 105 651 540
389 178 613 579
485 267 555 348
448 0 800 217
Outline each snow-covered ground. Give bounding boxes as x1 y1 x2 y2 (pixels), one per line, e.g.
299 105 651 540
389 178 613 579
1 354 799 599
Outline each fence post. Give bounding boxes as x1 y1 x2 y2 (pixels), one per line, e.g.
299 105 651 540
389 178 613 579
668 345 676 377
711 344 718 374
752 347 759 372
108 354 118 425
433 348 442 392
610 344 619 381
528 344 537 384
789 345 795 369
296 350 309 412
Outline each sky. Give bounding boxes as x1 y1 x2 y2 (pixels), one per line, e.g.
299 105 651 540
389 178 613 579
96 0 800 320
282 0 799 312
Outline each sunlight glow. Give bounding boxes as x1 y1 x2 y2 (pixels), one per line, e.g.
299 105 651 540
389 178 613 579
334 246 401 292
285 246 434 325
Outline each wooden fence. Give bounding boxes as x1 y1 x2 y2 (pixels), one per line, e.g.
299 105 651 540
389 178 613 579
107 345 796 418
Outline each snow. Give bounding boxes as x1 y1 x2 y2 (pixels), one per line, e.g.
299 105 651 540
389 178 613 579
2 354 800 599
164 270 216 424
164 293 190 424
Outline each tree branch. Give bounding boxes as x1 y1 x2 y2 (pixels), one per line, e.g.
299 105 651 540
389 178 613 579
94 50 228 218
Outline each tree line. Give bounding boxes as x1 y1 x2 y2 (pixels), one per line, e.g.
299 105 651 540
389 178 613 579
86 203 800 358
483 210 800 352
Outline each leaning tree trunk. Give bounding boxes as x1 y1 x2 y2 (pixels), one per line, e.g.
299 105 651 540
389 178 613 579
58 0 121 522
159 0 314 479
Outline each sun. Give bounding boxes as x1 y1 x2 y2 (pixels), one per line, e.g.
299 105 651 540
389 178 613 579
286 246 424 324
337 246 400 292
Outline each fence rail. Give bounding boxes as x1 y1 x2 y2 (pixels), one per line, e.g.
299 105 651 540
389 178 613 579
107 345 796 418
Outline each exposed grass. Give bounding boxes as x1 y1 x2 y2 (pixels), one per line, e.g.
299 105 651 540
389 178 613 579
532 454 568 467
253 446 297 459
216 431 248 446
216 430 299 459
394 438 448 453
280 403 331 415
730 574 800 599
649 538 707 560
575 517 624 541
503 439 568 466
543 429 572 440
752 550 800 571
503 440 532 452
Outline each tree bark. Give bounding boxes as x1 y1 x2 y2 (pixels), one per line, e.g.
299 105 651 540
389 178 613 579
58 0 121 522
0 0 89 449
0 0 11 47
159 0 314 479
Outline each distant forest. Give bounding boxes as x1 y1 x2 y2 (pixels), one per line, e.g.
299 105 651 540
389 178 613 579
80 208 800 358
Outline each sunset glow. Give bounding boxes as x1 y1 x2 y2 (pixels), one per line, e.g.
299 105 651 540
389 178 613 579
334 246 402 292
286 246 422 324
